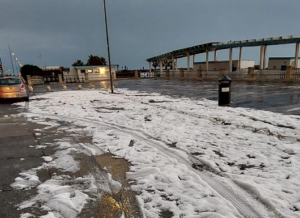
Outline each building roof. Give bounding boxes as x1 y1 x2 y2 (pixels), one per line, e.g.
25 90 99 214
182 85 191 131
147 35 300 62
269 57 300 60
74 65 117 69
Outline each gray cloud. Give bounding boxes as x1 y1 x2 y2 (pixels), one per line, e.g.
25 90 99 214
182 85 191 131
1 0 300 71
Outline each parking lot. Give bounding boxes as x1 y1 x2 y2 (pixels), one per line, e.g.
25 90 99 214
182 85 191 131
30 79 300 116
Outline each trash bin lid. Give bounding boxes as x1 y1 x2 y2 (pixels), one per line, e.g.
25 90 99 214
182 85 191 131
219 75 231 82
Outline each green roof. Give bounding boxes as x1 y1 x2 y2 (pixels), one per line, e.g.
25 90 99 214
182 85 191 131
269 57 300 60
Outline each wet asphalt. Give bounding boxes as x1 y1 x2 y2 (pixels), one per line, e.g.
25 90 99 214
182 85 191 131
32 78 300 115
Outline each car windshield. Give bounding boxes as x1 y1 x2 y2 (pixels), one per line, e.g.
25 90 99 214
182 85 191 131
0 78 21 85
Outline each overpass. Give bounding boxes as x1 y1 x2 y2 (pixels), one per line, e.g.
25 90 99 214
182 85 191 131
146 35 300 73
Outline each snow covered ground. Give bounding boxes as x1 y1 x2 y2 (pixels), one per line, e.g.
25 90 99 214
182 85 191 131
13 88 300 218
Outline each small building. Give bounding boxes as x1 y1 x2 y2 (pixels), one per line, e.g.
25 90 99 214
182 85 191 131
67 65 117 81
268 57 300 70
193 60 254 71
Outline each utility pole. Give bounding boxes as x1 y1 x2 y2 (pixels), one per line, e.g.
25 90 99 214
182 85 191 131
8 44 15 75
103 0 114 93
0 58 5 77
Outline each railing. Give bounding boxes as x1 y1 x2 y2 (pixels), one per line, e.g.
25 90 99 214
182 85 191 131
64 76 85 83
253 69 286 80
43 76 59 83
169 70 181 78
202 70 220 79
227 70 248 79
184 70 198 79
292 68 300 80
31 76 44 85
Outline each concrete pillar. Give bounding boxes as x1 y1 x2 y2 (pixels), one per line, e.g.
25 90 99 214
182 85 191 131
247 67 254 79
175 59 178 71
149 62 152 73
193 55 196 64
180 69 184 78
259 45 264 70
295 43 299 68
26 75 32 86
214 50 217 61
187 54 190 72
206 49 209 72
239 47 242 71
172 56 174 74
159 60 163 75
134 70 138 79
263 45 267 69
58 74 64 84
229 48 233 73
166 70 170 78
197 69 202 79
285 66 293 80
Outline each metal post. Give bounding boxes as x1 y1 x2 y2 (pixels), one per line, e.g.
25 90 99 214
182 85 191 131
149 62 151 74
8 44 15 75
103 0 113 93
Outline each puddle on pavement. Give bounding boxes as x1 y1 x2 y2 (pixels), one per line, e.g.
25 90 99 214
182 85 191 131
92 154 142 218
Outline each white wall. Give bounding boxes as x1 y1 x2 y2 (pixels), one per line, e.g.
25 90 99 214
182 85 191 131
268 59 293 69
64 67 78 77
240 61 255 69
193 60 254 71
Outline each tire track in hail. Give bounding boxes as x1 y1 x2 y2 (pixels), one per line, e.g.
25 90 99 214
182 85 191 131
31 112 271 218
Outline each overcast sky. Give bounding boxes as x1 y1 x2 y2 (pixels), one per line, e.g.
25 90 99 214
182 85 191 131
1 0 300 72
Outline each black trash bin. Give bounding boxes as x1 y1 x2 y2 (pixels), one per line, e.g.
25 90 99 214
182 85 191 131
218 75 232 106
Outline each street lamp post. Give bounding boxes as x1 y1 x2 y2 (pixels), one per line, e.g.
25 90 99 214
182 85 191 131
103 0 114 93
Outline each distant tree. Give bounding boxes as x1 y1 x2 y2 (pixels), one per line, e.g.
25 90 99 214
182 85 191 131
86 55 107 66
152 61 158 70
20 64 42 81
72 60 84 66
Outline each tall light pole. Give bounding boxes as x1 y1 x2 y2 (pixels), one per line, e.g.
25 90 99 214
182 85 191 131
8 44 15 75
103 0 114 93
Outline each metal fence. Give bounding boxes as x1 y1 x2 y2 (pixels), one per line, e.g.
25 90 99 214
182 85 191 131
253 69 286 80
227 70 248 80
43 76 59 83
64 76 85 83
292 68 300 80
202 70 220 79
31 76 44 85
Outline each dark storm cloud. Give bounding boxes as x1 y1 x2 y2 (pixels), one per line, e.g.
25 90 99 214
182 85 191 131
1 0 300 71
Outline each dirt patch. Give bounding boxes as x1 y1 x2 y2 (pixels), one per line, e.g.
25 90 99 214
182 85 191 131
80 154 142 218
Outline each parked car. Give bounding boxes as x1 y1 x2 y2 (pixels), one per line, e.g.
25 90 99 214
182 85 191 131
0 76 29 101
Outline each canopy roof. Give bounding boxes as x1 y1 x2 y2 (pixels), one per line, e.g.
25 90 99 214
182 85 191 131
146 35 300 62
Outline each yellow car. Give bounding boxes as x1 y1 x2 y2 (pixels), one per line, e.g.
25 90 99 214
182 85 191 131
0 76 29 101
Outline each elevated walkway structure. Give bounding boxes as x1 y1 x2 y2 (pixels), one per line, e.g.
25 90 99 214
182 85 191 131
146 35 300 74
